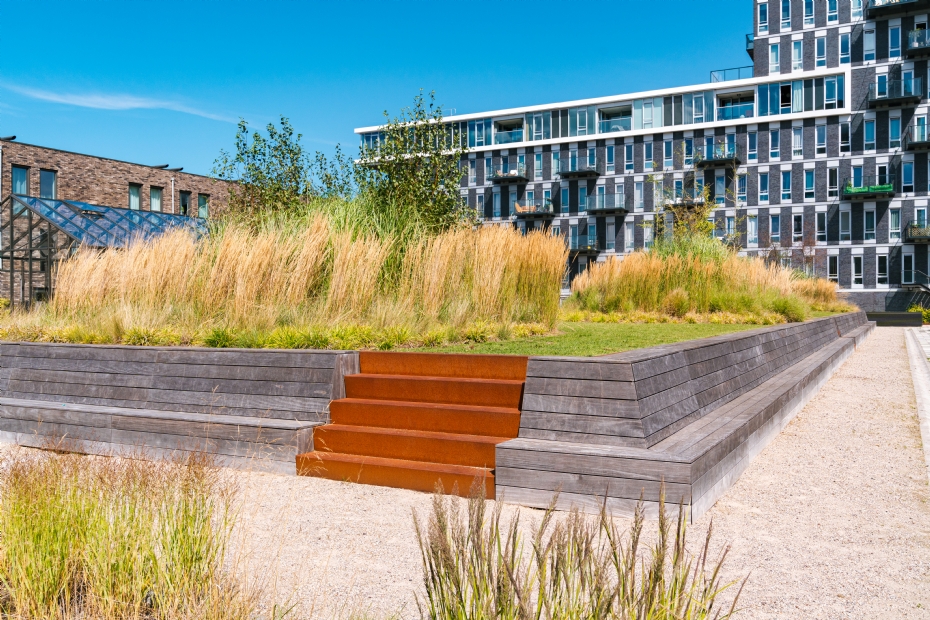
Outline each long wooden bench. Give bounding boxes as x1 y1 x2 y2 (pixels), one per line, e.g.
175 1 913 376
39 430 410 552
0 342 357 473
496 313 874 521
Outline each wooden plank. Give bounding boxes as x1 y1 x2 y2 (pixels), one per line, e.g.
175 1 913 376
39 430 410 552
631 352 690 382
496 486 665 520
495 467 691 503
520 394 641 418
524 377 637 400
109 414 301 445
145 388 330 414
148 375 332 398
635 382 695 417
497 436 687 461
526 359 634 382
632 365 691 400
516 428 648 448
519 411 644 438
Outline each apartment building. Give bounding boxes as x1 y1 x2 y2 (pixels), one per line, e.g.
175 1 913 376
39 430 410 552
356 0 930 311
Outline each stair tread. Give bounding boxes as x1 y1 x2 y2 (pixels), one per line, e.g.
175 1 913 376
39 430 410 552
299 451 493 476
348 374 525 386
333 397 520 415
316 424 510 445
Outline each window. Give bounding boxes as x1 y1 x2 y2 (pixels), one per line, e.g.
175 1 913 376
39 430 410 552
468 159 477 184
485 157 493 180
890 208 901 240
828 167 838 198
816 212 827 242
695 175 704 200
877 255 889 285
715 172 725 205
771 129 780 158
748 215 759 244
760 172 770 201
550 152 559 178
606 146 615 173
759 2 769 33
840 33 850 64
919 207 928 227
853 256 863 286
624 144 634 172
781 0 791 29
804 0 814 25
654 178 664 207
635 182 644 211
560 188 569 213
674 179 683 200
198 194 209 218
827 0 837 22
851 0 862 18
534 154 543 180
128 184 141 210
644 224 654 249
178 191 190 216
726 216 736 237
625 222 635 251
685 138 694 166
791 214 803 243
864 30 875 61
543 189 551 207
644 142 653 171
606 223 616 251
550 224 559 237
477 194 484 215
903 161 914 192
840 210 851 241
864 210 876 241
39 170 56 200
770 43 780 73
509 191 518 215
827 256 840 282
792 127 803 157
816 36 826 67
738 174 747 202
805 170 815 198
578 187 587 212
792 41 803 71
771 214 781 243
149 187 162 212
664 140 673 169
890 26 901 58
890 117 901 149
782 170 792 200
748 132 757 161
11 166 27 195
864 120 876 150
840 122 850 152
815 125 826 155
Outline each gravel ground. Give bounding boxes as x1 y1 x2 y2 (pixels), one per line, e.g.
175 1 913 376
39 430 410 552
233 326 930 619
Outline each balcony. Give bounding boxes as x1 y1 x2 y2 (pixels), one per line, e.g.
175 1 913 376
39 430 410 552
512 199 555 219
585 192 628 215
494 128 525 145
905 221 930 242
866 0 930 19
694 146 741 168
904 123 930 150
557 155 600 179
867 77 923 108
842 175 896 200
598 117 631 134
488 163 529 184
710 65 754 83
664 193 707 209
746 33 754 61
568 234 599 254
905 28 930 58
716 102 755 121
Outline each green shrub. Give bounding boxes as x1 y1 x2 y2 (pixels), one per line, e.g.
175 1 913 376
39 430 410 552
662 288 691 318
203 327 237 348
908 304 930 324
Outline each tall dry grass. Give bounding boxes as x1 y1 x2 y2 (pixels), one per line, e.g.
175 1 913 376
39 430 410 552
6 216 566 347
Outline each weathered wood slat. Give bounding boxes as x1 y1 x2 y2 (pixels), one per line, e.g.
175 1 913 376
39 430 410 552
495 467 691 503
524 377 637 400
518 411 644 437
521 394 641 418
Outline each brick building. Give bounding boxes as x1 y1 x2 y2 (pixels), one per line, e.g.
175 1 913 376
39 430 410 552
0 138 232 216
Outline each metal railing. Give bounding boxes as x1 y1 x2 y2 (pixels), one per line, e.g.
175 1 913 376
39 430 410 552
907 28 930 53
710 65 754 82
870 0 923 8
557 155 599 175
488 163 528 181
494 128 524 145
598 117 631 133
904 122 930 148
511 199 554 217
842 174 896 196
716 102 755 121
587 192 626 212
568 234 599 252
695 144 740 164
746 33 755 53
906 220 930 241
868 77 923 102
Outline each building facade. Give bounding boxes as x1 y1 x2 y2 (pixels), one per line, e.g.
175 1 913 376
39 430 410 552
0 139 231 218
356 0 930 311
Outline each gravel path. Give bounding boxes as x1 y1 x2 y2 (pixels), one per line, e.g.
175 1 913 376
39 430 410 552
234 326 930 619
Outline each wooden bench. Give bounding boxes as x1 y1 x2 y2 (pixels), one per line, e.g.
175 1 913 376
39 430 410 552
0 342 357 473
496 313 875 520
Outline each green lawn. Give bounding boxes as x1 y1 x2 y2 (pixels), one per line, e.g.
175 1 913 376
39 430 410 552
413 322 761 357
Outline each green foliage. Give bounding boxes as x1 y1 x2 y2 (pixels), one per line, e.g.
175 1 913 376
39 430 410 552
203 327 237 348
909 304 930 324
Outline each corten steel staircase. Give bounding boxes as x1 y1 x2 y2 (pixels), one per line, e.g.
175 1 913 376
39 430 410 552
296 352 527 498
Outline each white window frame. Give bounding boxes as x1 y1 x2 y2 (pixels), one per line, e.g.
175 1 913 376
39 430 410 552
748 132 758 161
827 0 837 23
828 255 838 282
468 159 477 185
634 181 644 211
864 209 876 241
877 254 889 287
781 0 791 29
840 209 851 242
864 119 876 151
890 26 901 59
792 127 803 157
748 214 759 244
851 0 863 19
816 36 826 67
792 40 803 71
624 143 634 172
782 170 792 200
606 146 615 173
828 167 838 198
816 211 827 242
852 255 864 288
816 125 827 155
534 153 543 180
771 214 781 243
890 116 902 149
805 169 815 199
771 129 780 158
760 172 770 201
803 0 814 26
793 213 804 243
903 161 914 192
890 208 901 240
840 33 850 64
770 43 780 74
759 2 769 33
864 29 876 61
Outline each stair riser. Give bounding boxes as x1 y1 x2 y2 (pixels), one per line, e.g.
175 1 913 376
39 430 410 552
296 455 494 499
330 401 521 436
359 351 528 381
314 428 499 468
345 376 523 408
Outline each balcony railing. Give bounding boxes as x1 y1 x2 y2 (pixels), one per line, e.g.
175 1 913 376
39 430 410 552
904 123 930 150
746 33 755 60
664 192 707 207
716 102 755 121
494 128 525 145
906 28 930 58
512 199 554 218
488 163 528 183
557 155 600 178
710 65 754 83
867 0 930 19
695 145 741 168
586 192 627 214
598 117 631 133
867 78 923 107
842 174 896 199
568 234 599 252
905 220 930 241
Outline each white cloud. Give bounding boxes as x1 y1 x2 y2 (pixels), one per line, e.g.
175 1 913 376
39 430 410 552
0 83 237 123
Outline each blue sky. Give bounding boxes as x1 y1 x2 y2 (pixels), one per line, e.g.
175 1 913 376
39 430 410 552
0 0 751 176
